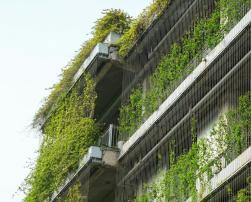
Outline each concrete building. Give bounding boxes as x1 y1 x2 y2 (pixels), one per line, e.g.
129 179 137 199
48 1 251 201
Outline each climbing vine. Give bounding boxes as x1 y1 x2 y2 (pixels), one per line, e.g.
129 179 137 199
236 177 251 202
117 0 170 57
119 0 250 139
33 9 131 126
62 182 84 202
25 0 251 201
134 93 251 201
23 74 100 201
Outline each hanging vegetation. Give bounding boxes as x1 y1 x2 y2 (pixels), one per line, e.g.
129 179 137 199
62 182 83 202
33 9 131 126
134 93 251 201
23 74 100 201
236 176 251 202
118 0 250 139
25 0 251 201
117 0 170 57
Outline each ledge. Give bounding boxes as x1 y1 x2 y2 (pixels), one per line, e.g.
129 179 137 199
73 43 109 82
51 146 119 201
119 10 251 159
203 146 251 198
185 146 251 202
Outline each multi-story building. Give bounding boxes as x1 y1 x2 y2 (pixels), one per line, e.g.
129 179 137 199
30 0 251 201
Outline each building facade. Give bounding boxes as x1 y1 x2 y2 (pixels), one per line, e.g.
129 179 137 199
42 0 251 201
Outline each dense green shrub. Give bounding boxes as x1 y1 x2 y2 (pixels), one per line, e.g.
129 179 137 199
135 94 251 202
33 9 131 126
62 182 83 202
24 74 100 201
236 176 251 201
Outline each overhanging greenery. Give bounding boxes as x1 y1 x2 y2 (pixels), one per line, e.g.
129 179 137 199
236 177 251 201
33 9 131 126
24 74 100 201
26 0 251 200
117 0 170 57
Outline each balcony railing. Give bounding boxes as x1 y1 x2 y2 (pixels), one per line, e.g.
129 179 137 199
99 124 119 148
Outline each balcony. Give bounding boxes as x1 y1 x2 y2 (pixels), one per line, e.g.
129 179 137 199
185 146 251 202
70 32 128 125
99 124 119 148
202 146 251 201
73 32 121 83
115 11 251 201
119 9 251 159
51 125 120 202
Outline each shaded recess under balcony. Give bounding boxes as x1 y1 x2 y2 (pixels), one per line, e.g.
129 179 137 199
72 32 129 125
51 124 119 202
51 146 119 202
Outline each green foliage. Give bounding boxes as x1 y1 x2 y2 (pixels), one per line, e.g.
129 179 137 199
119 87 144 137
33 9 131 126
117 0 170 57
119 0 250 139
63 182 85 202
119 5 221 138
135 93 251 201
236 177 251 202
220 0 251 31
24 74 100 201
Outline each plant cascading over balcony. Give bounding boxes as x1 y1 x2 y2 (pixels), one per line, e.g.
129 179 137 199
23 9 131 201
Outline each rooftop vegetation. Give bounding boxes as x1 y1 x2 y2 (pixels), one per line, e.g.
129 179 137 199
33 0 173 126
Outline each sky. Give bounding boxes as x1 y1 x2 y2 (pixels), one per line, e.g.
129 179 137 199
0 0 151 201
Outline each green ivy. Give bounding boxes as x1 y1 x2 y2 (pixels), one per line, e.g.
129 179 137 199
117 0 170 57
119 0 250 139
62 182 84 202
23 74 100 201
236 177 251 201
135 93 251 201
119 87 144 137
33 9 131 126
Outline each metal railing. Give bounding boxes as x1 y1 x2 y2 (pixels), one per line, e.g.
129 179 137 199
99 124 119 148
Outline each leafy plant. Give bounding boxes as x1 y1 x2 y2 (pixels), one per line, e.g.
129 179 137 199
63 182 85 202
236 176 251 202
33 9 131 126
23 74 100 201
134 93 251 201
117 0 170 57
119 0 250 140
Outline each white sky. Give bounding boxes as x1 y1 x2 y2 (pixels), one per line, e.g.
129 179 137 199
0 0 151 201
